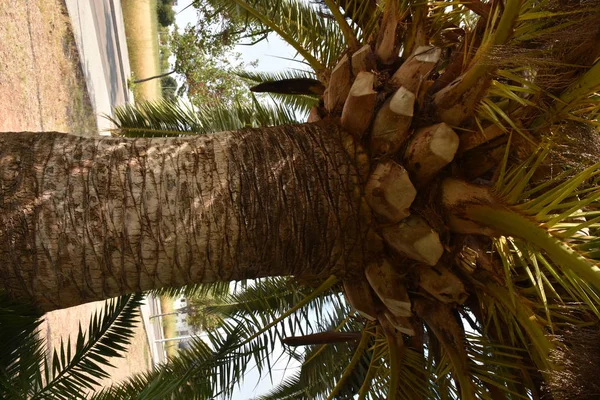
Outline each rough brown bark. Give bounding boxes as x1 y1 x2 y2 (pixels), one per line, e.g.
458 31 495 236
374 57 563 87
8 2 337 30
0 122 368 311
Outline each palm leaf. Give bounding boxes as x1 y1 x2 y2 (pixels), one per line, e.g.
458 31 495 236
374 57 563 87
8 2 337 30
216 0 347 71
30 294 142 399
94 277 341 399
0 295 45 400
108 97 299 138
237 69 321 116
237 68 317 84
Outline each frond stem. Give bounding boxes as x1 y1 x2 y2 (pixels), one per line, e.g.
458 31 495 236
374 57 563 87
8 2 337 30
323 0 359 51
468 205 600 292
357 326 382 400
455 0 521 96
326 321 374 400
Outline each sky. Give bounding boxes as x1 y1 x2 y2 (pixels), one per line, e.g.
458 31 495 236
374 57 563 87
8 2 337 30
173 1 303 73
171 4 304 398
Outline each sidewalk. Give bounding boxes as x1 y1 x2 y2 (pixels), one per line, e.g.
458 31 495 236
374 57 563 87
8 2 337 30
139 295 168 366
64 0 133 134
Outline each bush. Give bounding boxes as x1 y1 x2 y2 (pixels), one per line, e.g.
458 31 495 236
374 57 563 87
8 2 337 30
157 4 175 27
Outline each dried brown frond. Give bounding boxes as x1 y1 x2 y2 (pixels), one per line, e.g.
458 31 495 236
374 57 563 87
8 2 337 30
548 325 600 400
549 121 600 168
487 0 600 94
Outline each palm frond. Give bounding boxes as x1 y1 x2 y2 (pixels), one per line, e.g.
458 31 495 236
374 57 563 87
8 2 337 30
29 294 142 400
108 97 299 138
267 93 318 118
0 294 45 400
237 68 317 83
151 281 235 300
216 0 348 71
236 69 321 115
94 277 341 399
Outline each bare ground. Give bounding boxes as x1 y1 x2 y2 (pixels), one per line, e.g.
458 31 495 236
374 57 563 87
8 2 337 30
0 0 97 134
0 0 151 389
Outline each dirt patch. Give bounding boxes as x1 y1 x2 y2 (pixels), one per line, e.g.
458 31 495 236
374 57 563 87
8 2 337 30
0 0 97 134
0 0 151 390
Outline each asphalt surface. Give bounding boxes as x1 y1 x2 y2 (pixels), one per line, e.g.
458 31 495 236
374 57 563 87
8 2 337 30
64 0 132 133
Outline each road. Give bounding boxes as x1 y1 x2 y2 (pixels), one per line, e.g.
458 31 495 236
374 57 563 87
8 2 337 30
64 0 132 134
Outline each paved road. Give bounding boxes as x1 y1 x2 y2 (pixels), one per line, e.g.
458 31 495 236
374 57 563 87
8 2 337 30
64 0 132 134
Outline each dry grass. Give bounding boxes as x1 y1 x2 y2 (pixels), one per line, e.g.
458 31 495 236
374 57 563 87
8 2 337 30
0 0 97 134
0 0 152 390
121 0 162 101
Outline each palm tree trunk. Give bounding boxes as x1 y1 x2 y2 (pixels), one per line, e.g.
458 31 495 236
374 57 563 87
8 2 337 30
0 122 367 312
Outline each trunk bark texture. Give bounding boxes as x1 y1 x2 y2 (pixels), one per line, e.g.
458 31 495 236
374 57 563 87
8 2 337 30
0 122 366 311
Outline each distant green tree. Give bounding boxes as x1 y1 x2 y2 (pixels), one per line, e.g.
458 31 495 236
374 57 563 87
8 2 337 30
158 26 172 73
186 293 224 332
170 26 255 107
157 3 175 27
189 0 267 49
161 76 178 102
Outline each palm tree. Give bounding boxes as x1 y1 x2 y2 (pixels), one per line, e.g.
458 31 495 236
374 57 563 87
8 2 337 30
2 0 600 398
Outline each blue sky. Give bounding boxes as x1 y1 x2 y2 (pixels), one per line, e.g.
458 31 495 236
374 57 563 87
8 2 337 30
173 1 303 73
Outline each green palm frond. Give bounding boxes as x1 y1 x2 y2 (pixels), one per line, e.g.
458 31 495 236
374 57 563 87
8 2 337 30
257 328 372 399
1 295 142 400
375 339 430 400
448 135 600 396
255 372 308 400
29 294 143 400
108 97 299 138
291 314 368 399
216 0 347 71
457 140 600 300
197 277 349 396
92 326 237 400
313 0 381 41
486 0 600 129
107 100 204 137
237 68 317 83
205 277 344 326
151 280 235 300
0 295 45 400
266 93 318 117
94 277 341 399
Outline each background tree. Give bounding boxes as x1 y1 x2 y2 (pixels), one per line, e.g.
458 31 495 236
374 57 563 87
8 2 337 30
185 292 225 332
160 75 178 102
170 25 255 107
3 0 600 399
157 0 176 27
